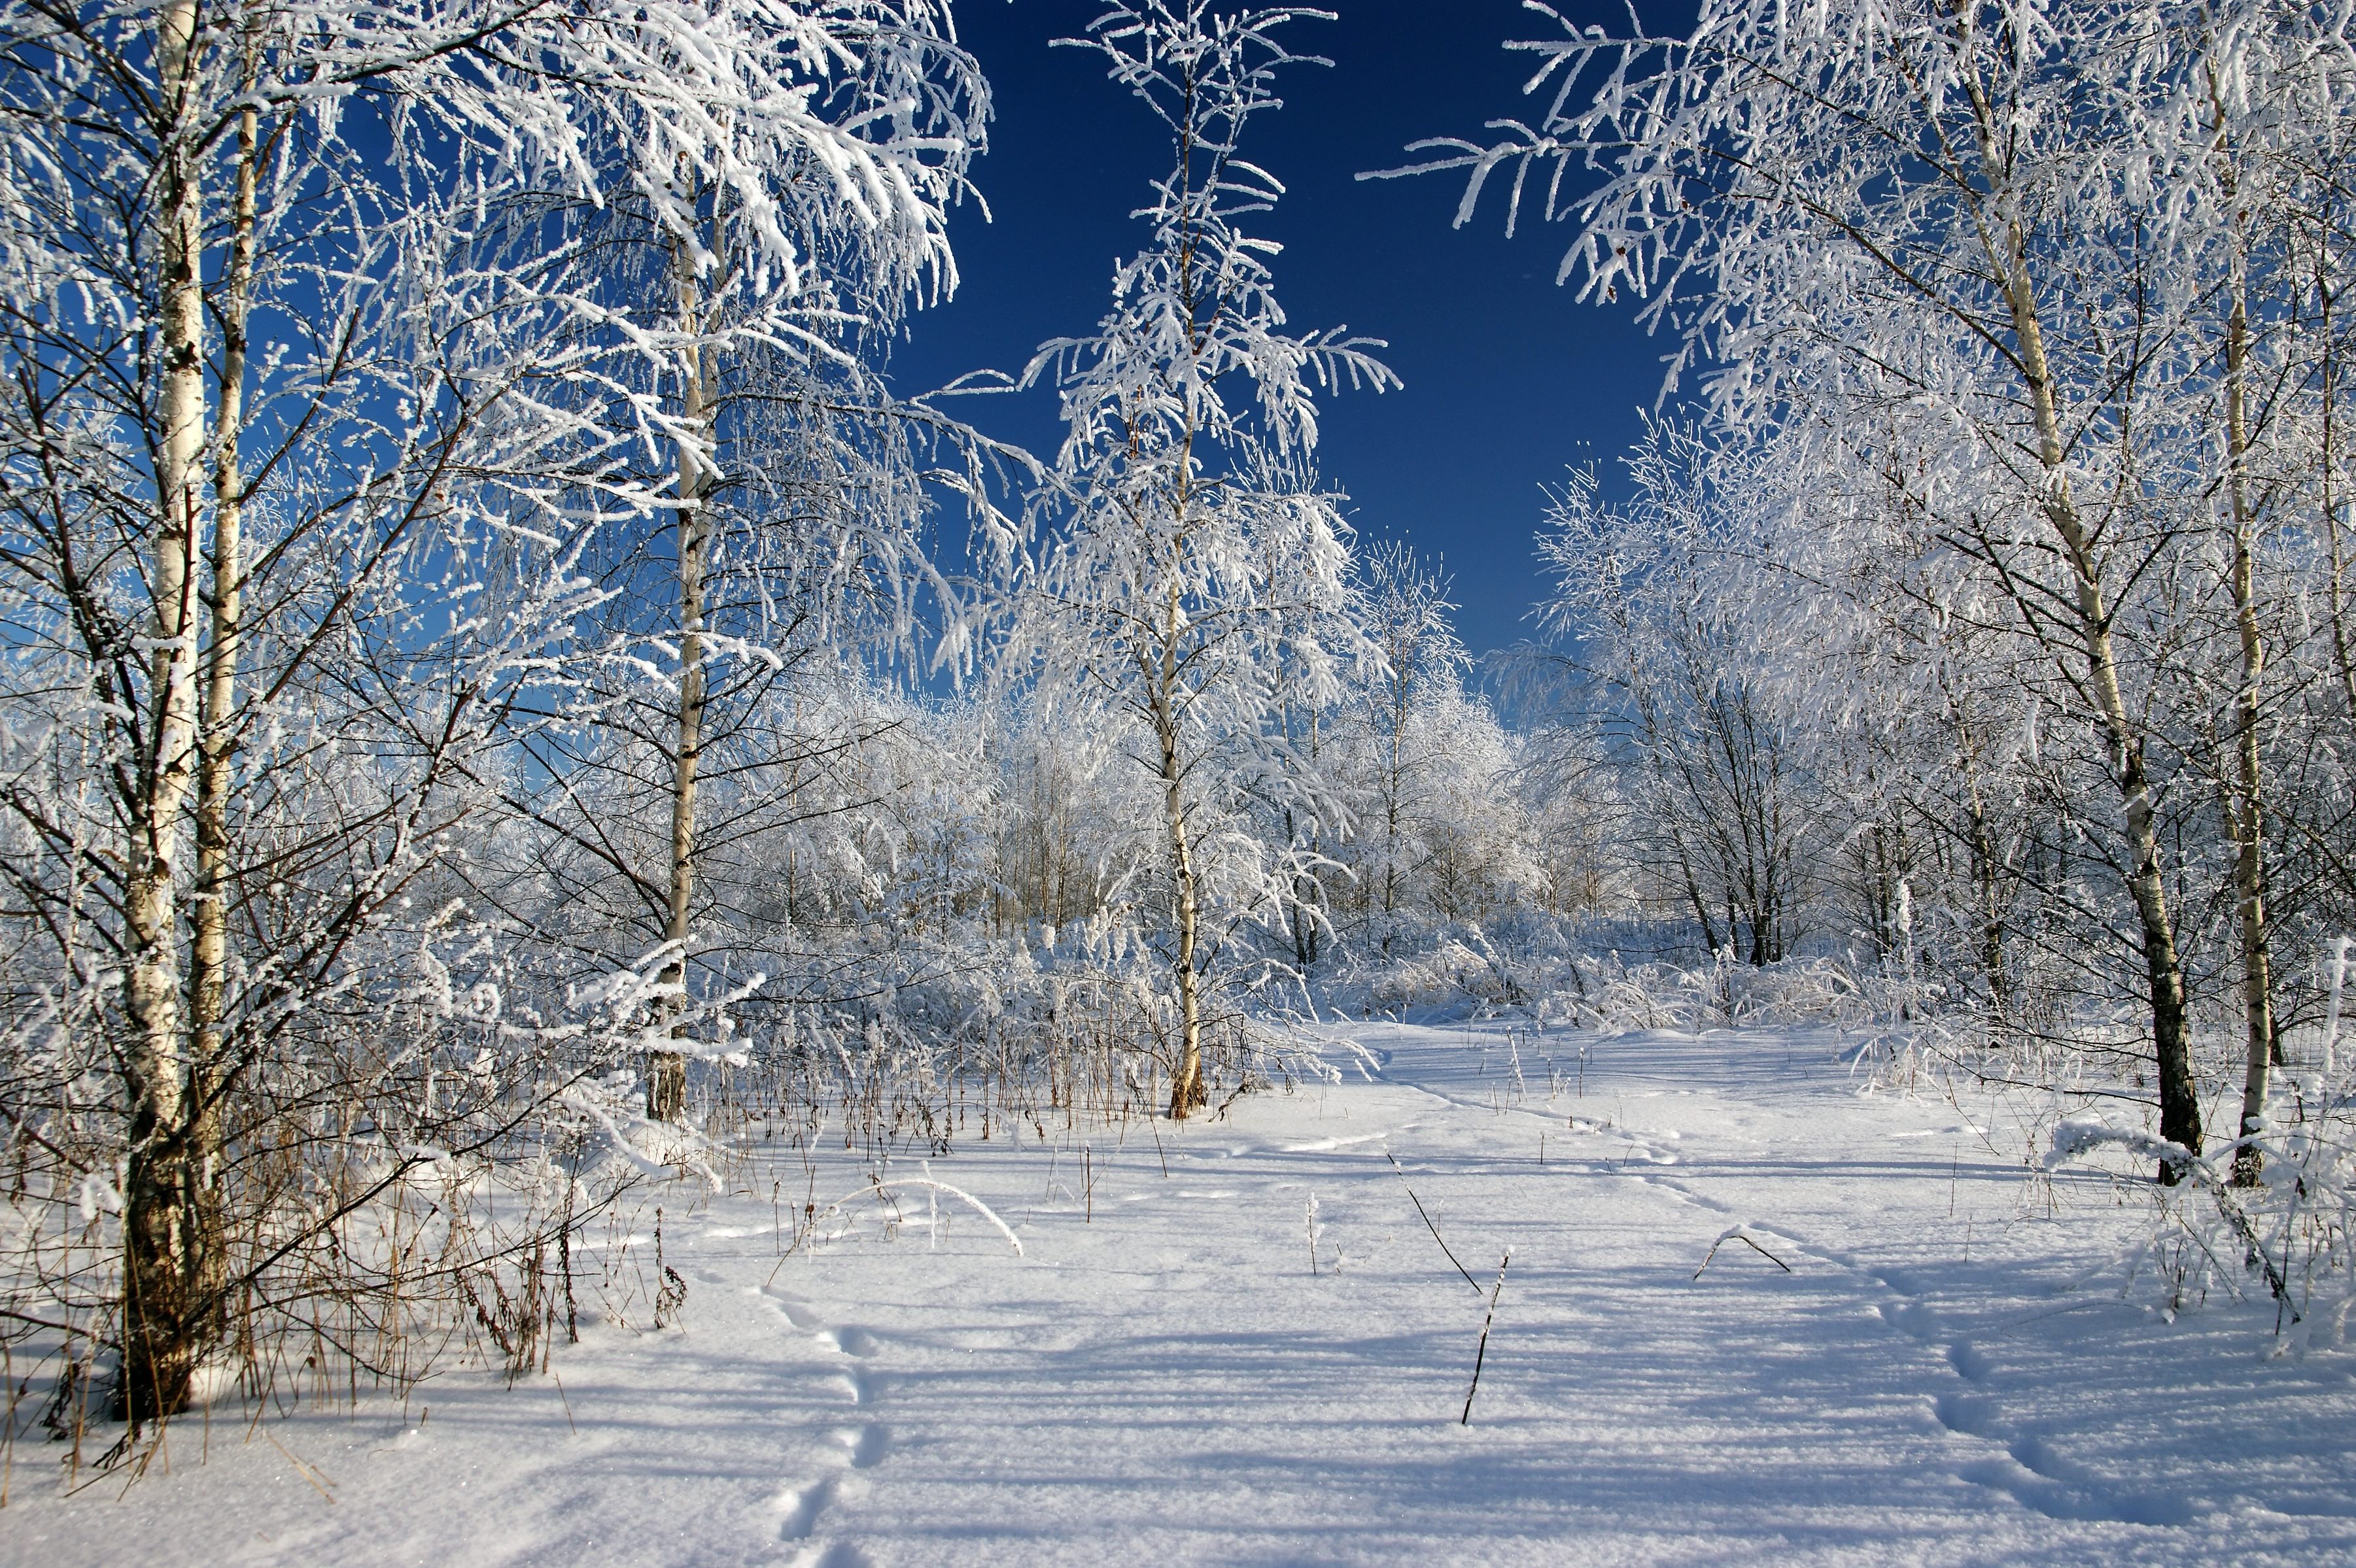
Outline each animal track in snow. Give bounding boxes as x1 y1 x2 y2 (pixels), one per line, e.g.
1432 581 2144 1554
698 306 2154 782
822 1325 880 1357
776 1476 837 1541
761 1285 825 1332
1947 1341 1993 1382
833 1422 890 1469
1879 1299 1941 1341
1828 1236 2191 1526
1957 1441 2202 1526
766 1297 895 1560
1933 1391 2000 1437
1620 1168 1732 1215
1279 1131 1393 1153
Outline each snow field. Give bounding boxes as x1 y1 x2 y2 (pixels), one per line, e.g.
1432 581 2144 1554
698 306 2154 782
7 1020 2354 1566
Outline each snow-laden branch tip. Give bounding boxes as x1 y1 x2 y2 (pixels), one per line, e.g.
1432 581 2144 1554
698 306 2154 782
784 1176 1026 1261
2041 1116 2196 1177
1694 1225 1793 1279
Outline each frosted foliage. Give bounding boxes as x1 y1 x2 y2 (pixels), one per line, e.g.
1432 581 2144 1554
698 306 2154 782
0 0 992 1432
1306 543 1542 965
1405 0 2352 418
1396 0 2356 660
1003 3 1392 1036
1534 428 1821 968
12 0 2356 1513
1400 0 2356 1186
548 0 992 480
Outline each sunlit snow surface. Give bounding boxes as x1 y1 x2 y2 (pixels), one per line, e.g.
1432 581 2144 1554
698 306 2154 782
12 1022 2356 1566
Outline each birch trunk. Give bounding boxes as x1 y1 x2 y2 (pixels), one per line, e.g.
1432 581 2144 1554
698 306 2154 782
164 79 260 1413
649 249 710 1123
2320 239 2356 717
189 52 260 1091
1998 232 2202 1180
1941 14 2202 1177
1160 714 1206 1119
1154 550 1207 1117
1286 707 1321 970
1379 654 1409 959
2219 201 2276 1187
120 0 215 1423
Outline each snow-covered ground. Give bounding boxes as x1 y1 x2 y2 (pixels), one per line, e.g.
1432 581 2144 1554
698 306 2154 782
9 1021 2355 1566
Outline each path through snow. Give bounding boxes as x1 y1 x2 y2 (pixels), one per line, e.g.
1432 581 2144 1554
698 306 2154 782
9 1022 2355 1565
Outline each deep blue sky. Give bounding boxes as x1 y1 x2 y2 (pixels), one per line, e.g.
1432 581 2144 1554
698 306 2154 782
893 0 1691 656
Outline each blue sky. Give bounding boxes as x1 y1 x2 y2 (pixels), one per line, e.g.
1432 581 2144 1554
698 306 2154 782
890 0 1692 656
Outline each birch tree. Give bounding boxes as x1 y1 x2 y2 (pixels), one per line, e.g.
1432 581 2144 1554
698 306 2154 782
0 0 1003 1423
1008 0 1391 1117
1403 0 2356 1176
1351 542 1468 958
1534 435 1820 966
0 0 667 1425
2165 18 2356 1184
564 1 992 1123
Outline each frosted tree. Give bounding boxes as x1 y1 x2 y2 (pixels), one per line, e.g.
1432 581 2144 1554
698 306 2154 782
537 1 996 1121
2163 20 2356 1184
1351 543 1469 957
0 0 680 1425
1398 0 2356 1175
1007 1 1392 1117
988 698 1122 934
0 0 1001 1425
1384 684 1536 930
1534 430 1820 965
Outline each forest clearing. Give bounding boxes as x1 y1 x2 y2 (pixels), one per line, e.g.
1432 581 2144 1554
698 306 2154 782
9 1015 2353 1565
9 0 2356 1558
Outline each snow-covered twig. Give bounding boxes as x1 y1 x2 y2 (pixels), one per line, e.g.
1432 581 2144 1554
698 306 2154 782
1693 1225 1793 1280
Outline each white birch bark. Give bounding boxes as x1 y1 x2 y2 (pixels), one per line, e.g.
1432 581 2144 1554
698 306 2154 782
118 0 215 1424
